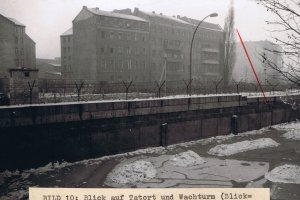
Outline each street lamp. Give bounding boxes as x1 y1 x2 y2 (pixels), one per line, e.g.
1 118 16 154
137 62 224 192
188 12 218 95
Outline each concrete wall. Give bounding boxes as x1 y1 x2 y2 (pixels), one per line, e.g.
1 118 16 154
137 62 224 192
0 94 299 170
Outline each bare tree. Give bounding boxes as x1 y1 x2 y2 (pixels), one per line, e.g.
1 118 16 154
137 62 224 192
223 0 236 85
257 0 300 86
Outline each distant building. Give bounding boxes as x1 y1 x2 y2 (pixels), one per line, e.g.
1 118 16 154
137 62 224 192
232 40 283 84
36 58 61 79
60 28 73 79
61 6 224 83
0 14 36 78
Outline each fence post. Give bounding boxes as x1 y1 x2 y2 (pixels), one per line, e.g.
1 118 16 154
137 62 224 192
122 80 133 100
75 81 84 102
28 80 36 104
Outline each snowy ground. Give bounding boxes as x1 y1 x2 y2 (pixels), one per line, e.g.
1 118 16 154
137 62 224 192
273 122 300 141
265 164 300 184
207 138 279 156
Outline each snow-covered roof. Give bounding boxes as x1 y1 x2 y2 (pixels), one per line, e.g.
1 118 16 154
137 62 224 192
141 10 190 25
86 7 147 22
8 17 25 26
61 27 73 36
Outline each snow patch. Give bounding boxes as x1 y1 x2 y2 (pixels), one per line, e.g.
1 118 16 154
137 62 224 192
107 160 156 184
273 121 300 140
168 150 206 167
208 138 279 156
283 130 300 140
265 164 300 184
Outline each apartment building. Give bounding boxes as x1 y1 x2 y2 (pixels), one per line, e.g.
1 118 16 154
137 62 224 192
0 14 36 78
61 6 224 83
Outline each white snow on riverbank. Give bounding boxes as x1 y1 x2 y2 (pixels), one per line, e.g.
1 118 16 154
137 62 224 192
168 150 206 167
106 160 156 184
273 121 300 140
208 138 279 156
265 164 300 184
283 131 300 140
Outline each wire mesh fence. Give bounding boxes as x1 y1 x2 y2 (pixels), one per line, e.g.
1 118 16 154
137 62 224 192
0 77 298 105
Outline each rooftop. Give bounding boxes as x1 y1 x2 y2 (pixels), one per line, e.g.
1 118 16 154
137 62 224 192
8 17 25 27
85 7 147 22
61 27 73 36
140 10 190 25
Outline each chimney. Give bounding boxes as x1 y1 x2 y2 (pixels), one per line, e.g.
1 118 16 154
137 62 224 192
152 11 155 14
134 7 139 14
177 15 180 19
95 7 99 10
83 6 87 9
160 13 163 15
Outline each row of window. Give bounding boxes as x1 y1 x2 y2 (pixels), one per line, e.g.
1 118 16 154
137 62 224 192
151 50 184 59
97 16 148 31
100 59 147 71
15 27 25 34
100 46 146 55
202 52 219 60
151 24 220 41
100 31 146 42
63 46 71 53
63 37 72 43
108 74 147 82
15 48 24 55
15 37 24 44
63 56 71 61
15 59 24 67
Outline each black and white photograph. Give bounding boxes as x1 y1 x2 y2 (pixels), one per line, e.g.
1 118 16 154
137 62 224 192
0 0 300 199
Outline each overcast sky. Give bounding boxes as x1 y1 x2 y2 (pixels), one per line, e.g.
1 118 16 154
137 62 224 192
0 0 274 59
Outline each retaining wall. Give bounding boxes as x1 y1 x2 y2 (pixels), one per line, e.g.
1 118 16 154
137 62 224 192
0 94 299 170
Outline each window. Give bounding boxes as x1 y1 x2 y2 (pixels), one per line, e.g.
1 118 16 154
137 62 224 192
101 47 105 53
141 35 145 42
101 31 106 39
110 48 114 54
110 31 114 39
15 59 19 66
68 56 71 61
64 47 66 53
15 48 18 55
134 34 138 41
68 37 71 42
68 47 70 52
127 60 132 69
21 59 24 67
24 71 30 77
63 37 66 42
126 47 131 55
15 37 18 43
118 32 122 39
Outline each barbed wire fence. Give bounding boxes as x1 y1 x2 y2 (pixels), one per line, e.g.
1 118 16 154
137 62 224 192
0 77 298 105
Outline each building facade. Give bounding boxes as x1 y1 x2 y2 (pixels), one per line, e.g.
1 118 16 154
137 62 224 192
61 6 224 83
0 14 36 78
232 40 283 84
61 28 73 79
